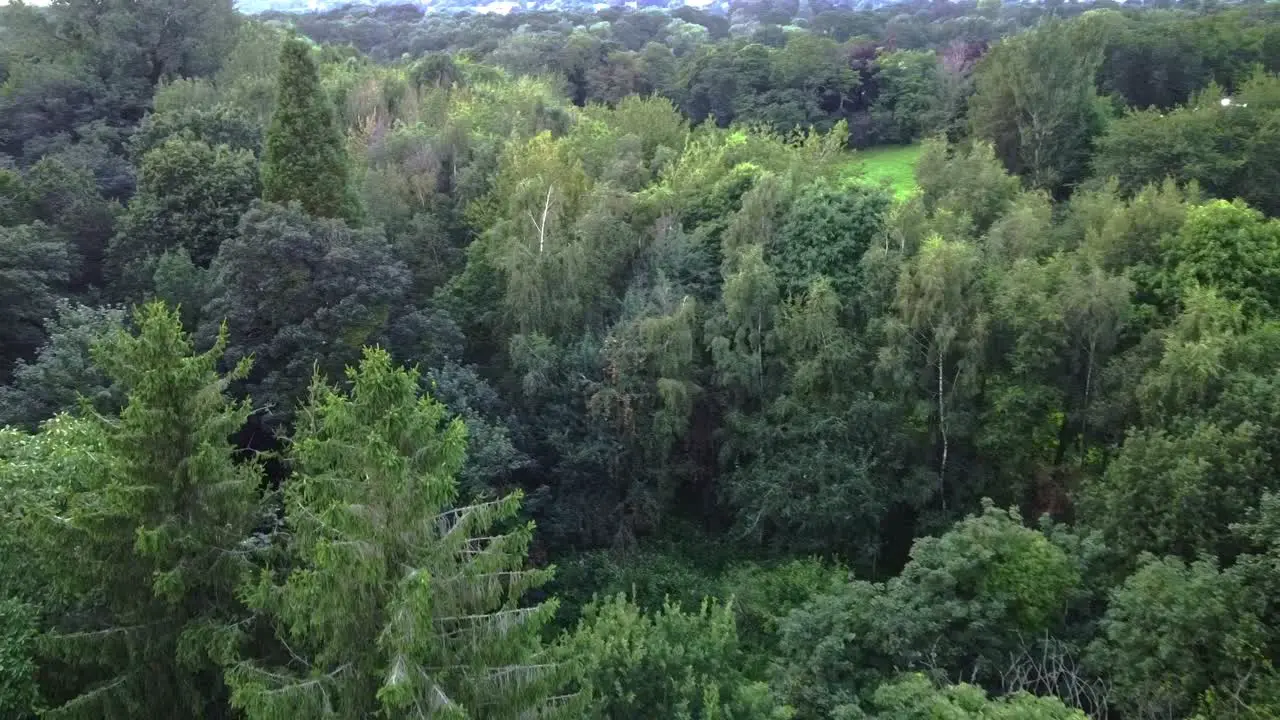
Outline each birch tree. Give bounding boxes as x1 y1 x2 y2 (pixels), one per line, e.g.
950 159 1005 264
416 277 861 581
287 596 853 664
480 132 594 339
880 235 988 511
708 244 779 407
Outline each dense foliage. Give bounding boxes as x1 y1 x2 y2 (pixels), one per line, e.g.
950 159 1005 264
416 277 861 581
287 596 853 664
6 0 1280 717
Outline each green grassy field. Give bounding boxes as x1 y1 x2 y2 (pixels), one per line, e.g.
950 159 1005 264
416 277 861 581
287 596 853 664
842 143 923 200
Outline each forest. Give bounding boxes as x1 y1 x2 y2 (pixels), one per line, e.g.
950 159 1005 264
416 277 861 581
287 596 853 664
4 0 1280 716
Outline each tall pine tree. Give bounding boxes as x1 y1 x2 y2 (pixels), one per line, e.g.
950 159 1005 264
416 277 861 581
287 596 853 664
261 35 354 220
227 348 583 719
29 302 264 719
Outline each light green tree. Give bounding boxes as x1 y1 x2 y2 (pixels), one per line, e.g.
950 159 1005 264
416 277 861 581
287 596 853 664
1158 199 1280 317
227 348 581 719
870 673 1087 719
477 131 603 339
561 593 792 719
913 138 1022 238
26 302 263 719
708 244 780 405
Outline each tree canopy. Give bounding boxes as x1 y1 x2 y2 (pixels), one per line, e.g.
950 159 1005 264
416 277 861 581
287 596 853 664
6 0 1280 717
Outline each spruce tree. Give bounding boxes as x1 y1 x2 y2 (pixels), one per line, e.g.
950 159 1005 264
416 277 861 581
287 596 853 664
29 302 264 719
261 35 353 220
227 348 582 719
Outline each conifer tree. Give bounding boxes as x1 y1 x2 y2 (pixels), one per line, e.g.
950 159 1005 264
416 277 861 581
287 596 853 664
30 302 264 719
227 348 582 719
261 36 353 220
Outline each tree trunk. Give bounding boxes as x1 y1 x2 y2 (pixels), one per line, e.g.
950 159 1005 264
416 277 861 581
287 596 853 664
937 349 948 512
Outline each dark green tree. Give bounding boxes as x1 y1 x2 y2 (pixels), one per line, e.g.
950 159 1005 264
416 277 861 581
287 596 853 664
260 36 354 220
0 301 125 429
0 223 72 382
130 104 263 160
0 55 111 165
1090 11 1207 111
111 136 259 287
969 23 1106 194
774 504 1083 717
768 180 892 302
1082 288 1280 561
1091 100 1230 204
1089 556 1270 720
0 168 32 227
721 277 915 560
20 157 117 292
981 250 1134 497
870 50 946 145
201 202 408 423
1092 72 1280 216
49 0 240 91
0 597 40 718
1084 422 1265 562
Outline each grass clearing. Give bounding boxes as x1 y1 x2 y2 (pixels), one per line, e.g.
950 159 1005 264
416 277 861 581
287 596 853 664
841 143 923 200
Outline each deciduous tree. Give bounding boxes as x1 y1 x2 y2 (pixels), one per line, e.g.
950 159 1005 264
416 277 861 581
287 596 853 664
201 202 409 423
0 223 72 381
969 23 1106 194
561 593 789 719
111 136 259 287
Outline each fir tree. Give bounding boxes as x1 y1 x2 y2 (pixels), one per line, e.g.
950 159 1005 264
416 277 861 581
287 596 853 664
227 348 582 719
260 36 354 220
30 302 264 719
